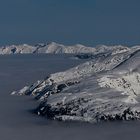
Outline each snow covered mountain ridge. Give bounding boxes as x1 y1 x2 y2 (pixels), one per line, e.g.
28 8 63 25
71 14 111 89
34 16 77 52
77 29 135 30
0 42 134 55
12 44 140 123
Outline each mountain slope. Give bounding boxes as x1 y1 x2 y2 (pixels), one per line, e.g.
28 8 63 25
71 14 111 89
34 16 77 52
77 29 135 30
12 45 140 123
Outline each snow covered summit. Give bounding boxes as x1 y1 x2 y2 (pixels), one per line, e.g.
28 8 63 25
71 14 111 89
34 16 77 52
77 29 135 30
0 42 131 55
12 44 140 123
0 42 96 54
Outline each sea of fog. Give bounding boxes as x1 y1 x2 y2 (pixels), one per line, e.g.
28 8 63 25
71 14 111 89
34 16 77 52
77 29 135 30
0 54 140 140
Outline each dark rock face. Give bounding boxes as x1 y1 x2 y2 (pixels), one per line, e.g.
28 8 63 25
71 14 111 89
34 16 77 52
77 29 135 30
75 54 94 59
75 52 110 60
11 48 17 54
35 103 140 123
56 84 67 93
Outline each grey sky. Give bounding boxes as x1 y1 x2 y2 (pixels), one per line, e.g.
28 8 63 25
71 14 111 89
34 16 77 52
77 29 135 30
0 0 140 46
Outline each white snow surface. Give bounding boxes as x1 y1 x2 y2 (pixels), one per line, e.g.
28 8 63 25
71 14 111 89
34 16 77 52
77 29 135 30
12 44 140 123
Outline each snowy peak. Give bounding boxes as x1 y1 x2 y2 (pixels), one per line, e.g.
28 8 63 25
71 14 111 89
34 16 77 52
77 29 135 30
0 42 95 54
0 44 36 54
0 42 136 55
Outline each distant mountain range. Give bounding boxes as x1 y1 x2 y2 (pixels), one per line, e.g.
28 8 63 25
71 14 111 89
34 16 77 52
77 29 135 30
0 42 133 55
11 42 140 123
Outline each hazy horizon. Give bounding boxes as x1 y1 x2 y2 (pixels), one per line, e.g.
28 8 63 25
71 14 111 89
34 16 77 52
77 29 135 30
0 41 140 48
